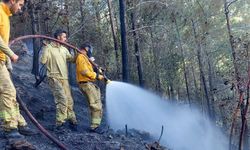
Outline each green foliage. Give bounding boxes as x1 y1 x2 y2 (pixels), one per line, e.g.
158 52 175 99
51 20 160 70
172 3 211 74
9 0 250 101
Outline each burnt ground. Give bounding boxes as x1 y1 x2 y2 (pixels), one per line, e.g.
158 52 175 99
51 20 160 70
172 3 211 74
0 53 167 150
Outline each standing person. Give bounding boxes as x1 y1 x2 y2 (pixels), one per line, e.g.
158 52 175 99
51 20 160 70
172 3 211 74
76 44 105 134
0 0 36 139
40 29 78 130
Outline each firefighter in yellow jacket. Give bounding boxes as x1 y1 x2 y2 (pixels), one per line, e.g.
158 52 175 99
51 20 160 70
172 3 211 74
76 44 105 133
0 0 36 139
41 29 77 130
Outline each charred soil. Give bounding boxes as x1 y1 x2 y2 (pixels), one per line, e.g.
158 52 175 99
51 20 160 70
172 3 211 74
0 53 167 150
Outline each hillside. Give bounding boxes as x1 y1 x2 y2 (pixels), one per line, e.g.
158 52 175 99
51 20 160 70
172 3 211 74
0 53 165 150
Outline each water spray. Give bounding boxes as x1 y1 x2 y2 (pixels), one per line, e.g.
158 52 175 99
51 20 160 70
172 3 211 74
106 81 229 150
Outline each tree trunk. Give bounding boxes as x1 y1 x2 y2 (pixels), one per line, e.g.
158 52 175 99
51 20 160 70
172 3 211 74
199 6 216 119
224 0 240 83
191 19 212 118
169 83 175 101
119 0 129 82
92 0 106 67
167 86 171 100
64 0 74 85
64 0 70 35
206 50 216 120
40 2 49 34
149 29 162 93
173 14 191 106
130 10 144 87
107 0 121 79
79 0 85 37
224 1 249 149
191 64 200 102
28 1 40 79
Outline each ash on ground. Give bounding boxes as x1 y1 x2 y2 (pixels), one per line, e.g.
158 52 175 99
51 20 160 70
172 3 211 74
0 52 168 150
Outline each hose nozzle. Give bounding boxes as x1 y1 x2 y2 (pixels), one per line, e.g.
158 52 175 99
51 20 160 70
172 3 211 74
106 79 111 84
103 74 111 84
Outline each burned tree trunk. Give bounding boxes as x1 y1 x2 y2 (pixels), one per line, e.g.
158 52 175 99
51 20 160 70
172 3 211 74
224 0 249 149
28 0 40 79
119 0 129 82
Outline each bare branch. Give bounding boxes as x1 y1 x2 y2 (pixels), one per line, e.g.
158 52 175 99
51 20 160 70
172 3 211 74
196 0 206 17
127 25 170 33
68 13 110 40
127 1 169 11
227 0 238 9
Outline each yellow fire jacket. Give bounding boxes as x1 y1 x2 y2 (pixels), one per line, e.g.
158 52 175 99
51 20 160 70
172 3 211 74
0 2 15 62
76 54 97 83
40 42 74 79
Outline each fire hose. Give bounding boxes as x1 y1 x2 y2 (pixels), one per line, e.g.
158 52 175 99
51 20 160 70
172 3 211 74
16 94 68 150
9 35 98 68
9 34 110 149
10 35 110 82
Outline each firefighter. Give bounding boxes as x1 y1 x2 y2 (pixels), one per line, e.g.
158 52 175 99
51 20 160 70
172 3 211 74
76 43 105 134
0 0 36 139
40 29 78 131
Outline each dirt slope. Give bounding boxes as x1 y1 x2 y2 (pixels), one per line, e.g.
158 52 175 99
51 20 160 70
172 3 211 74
0 53 165 150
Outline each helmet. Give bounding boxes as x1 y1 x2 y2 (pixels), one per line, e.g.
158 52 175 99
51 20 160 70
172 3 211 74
87 45 93 58
80 43 93 58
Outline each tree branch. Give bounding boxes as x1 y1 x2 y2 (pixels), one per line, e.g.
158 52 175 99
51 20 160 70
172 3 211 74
127 25 169 33
127 1 169 11
227 0 238 9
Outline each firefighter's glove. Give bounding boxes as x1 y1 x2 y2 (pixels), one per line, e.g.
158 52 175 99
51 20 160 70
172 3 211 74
98 75 104 80
89 57 95 62
6 57 13 72
98 68 103 75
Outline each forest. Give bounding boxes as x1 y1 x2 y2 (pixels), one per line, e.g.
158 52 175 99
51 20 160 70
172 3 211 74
2 0 250 149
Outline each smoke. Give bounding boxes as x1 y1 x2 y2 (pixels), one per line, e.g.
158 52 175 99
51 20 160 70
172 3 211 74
106 81 228 150
22 39 33 55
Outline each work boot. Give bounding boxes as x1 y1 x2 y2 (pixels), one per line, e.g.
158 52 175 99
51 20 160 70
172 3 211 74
55 123 66 130
7 139 36 150
5 129 24 139
18 126 37 136
69 122 78 131
89 126 106 134
53 123 67 134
